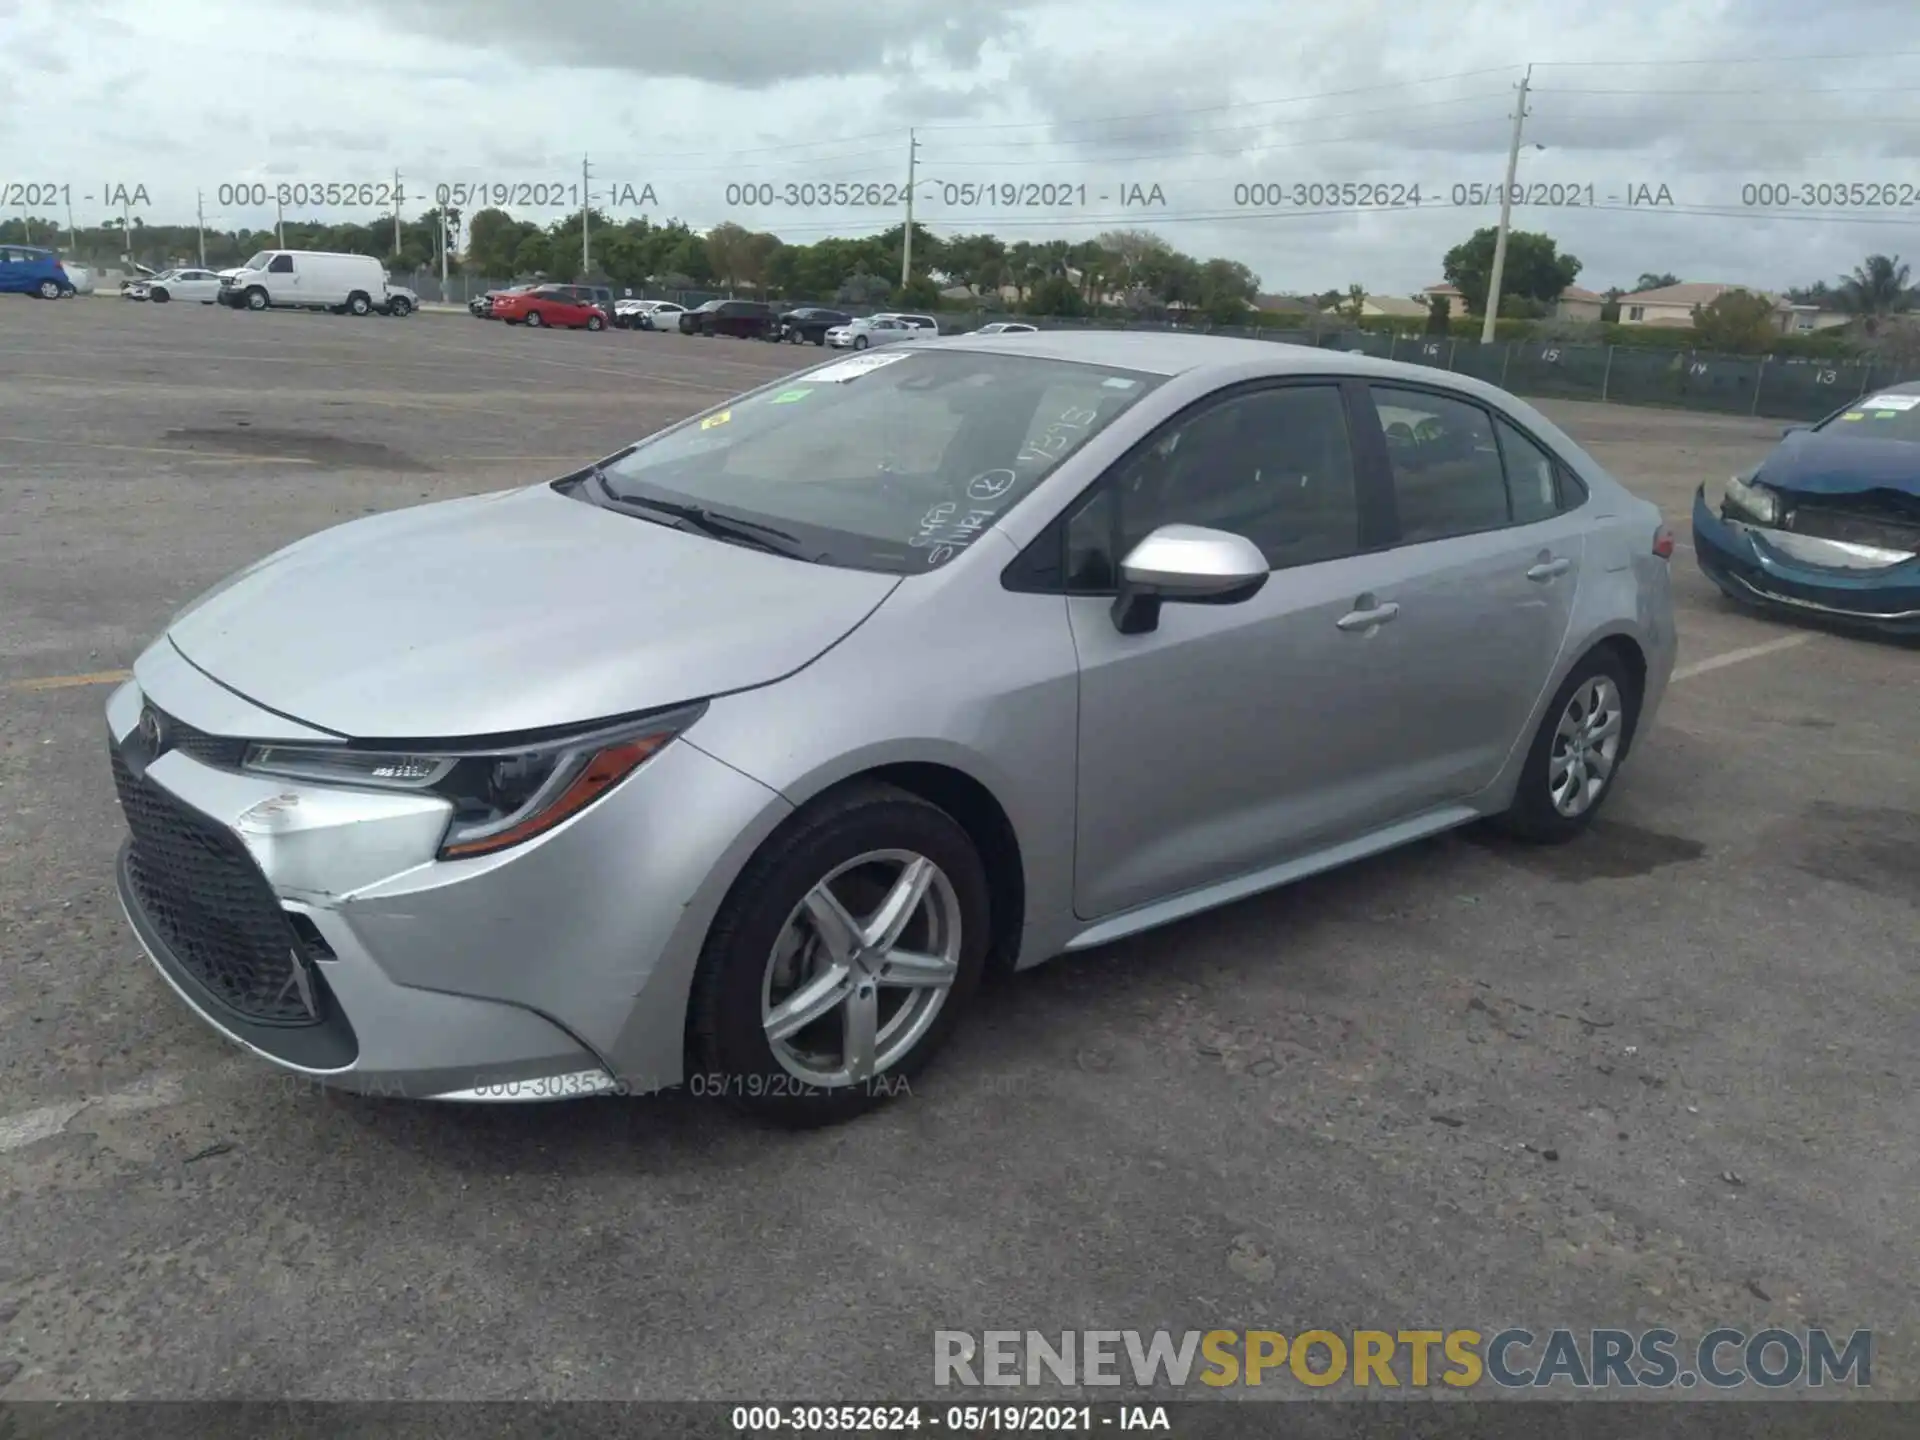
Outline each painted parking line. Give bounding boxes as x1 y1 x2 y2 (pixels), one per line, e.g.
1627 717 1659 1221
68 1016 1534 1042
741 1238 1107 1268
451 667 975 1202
0 435 317 464
7 669 132 692
1671 632 1812 681
0 1072 189 1155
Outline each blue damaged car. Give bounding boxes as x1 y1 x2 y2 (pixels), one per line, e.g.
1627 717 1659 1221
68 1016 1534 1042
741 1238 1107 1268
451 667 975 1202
1693 379 1920 635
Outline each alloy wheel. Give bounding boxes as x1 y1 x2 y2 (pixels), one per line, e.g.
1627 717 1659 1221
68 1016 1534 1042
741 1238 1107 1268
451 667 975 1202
1548 675 1623 817
761 849 963 1089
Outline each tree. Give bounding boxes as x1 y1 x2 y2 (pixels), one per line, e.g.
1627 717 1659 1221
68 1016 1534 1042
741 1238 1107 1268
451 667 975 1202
1836 254 1913 335
1197 257 1258 324
512 232 553 276
1094 228 1172 289
1027 275 1086 317
1691 289 1778 353
1599 295 1621 323
465 208 530 276
1425 294 1450 334
1635 272 1680 292
1442 227 1582 316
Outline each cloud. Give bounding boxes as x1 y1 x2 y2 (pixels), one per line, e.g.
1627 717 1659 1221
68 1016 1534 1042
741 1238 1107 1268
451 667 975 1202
323 0 1038 85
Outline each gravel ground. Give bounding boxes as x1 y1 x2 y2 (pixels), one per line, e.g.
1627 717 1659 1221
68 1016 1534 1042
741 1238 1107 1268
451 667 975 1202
0 298 1915 1405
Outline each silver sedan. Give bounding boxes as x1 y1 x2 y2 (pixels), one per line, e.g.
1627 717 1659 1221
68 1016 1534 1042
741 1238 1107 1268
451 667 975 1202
105 333 1676 1125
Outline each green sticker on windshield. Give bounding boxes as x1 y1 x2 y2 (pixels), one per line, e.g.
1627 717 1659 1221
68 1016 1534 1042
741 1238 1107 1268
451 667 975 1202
771 389 812 404
1842 411 1865 420
1873 410 1899 419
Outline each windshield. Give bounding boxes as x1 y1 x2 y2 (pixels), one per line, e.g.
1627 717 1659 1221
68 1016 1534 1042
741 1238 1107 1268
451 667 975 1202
1820 392 1920 442
241 251 271 270
596 348 1162 574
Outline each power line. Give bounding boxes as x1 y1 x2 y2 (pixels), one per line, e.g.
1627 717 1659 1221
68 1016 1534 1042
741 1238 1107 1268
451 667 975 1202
1531 50 1920 67
954 93 1518 152
924 117 1510 169
913 66 1525 133
1536 85 1920 95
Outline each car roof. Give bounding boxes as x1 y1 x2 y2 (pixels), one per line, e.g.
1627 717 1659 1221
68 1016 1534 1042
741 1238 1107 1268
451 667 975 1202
934 328 1510 391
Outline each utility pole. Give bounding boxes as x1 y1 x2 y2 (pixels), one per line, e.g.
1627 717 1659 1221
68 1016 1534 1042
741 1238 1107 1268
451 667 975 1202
440 207 451 298
276 194 285 249
900 128 919 291
121 193 132 260
582 154 592 277
196 190 206 268
66 194 76 250
1481 64 1531 344
392 168 404 258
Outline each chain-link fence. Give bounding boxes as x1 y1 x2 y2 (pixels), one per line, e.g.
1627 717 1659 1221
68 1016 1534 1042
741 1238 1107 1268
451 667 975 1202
395 269 1913 424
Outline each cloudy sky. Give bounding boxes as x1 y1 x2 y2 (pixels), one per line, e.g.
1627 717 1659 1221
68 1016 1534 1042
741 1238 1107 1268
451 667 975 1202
4 0 1916 294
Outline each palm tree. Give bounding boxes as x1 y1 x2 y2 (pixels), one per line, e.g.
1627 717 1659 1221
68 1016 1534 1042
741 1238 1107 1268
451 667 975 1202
1837 254 1913 334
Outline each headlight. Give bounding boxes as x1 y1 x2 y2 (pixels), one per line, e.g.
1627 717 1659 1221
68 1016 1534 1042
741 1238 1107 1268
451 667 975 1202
1723 473 1779 524
241 703 706 860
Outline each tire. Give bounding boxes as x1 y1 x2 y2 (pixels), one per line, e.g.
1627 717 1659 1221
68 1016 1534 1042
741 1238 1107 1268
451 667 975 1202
853 335 869 350
525 310 544 327
347 292 372 316
388 297 412 317
586 314 604 331
245 287 269 311
814 334 826 346
149 288 170 304
1488 647 1640 844
688 782 990 1128
36 279 62 300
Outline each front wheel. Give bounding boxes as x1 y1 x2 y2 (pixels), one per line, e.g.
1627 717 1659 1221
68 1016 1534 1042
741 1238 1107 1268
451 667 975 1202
853 335 869 350
525 310 544 327
585 314 604 331
688 783 989 1127
1489 648 1639 843
149 288 170 303
245 287 269 311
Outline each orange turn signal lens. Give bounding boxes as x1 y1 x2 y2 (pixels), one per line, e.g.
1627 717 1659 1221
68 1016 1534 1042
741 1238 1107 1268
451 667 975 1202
438 733 671 859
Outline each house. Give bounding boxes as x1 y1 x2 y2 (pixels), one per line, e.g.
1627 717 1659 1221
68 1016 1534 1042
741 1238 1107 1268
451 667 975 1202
1255 293 1316 316
1423 283 1465 317
1325 294 1428 319
1554 285 1605 321
1612 281 1836 333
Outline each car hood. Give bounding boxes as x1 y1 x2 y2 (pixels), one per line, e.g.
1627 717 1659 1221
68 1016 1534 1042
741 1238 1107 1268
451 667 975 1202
1755 430 1920 497
166 483 900 740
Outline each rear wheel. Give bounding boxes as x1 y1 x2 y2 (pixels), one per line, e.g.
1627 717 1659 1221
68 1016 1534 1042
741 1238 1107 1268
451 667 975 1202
36 278 62 300
1490 648 1639 843
347 292 372 316
388 297 412 317
688 783 989 1128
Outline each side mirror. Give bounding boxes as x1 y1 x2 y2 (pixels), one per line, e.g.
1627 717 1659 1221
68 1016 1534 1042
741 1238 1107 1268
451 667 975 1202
1781 423 1810 437
1111 524 1269 635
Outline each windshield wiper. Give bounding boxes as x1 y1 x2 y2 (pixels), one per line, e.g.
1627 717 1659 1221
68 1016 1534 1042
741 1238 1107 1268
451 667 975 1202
587 465 812 559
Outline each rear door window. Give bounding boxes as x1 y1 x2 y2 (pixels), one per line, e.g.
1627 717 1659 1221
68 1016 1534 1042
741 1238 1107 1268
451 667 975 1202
1369 385 1510 543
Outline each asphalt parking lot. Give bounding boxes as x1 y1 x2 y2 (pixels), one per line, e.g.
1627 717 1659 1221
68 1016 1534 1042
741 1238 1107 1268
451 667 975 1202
1 298 1916 1403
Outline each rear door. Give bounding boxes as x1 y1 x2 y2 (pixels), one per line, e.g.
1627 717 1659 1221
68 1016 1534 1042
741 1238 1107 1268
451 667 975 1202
1351 383 1588 807
0 248 25 293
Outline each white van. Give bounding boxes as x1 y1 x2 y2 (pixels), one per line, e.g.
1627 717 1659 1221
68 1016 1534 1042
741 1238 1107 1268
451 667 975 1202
218 250 391 315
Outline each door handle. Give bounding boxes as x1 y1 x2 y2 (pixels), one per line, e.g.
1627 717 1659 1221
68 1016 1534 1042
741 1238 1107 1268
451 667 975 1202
1336 601 1400 632
1526 557 1572 581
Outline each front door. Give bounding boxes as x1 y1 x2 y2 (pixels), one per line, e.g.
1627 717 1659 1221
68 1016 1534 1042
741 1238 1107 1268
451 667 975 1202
1065 381 1408 920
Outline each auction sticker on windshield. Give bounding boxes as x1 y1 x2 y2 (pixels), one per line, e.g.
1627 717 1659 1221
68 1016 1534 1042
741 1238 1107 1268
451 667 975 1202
808 352 913 383
700 410 732 430
1859 394 1919 411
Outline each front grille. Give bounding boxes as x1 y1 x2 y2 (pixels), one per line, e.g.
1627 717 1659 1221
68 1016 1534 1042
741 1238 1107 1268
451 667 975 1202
111 742 321 1025
1784 493 1920 554
150 707 248 769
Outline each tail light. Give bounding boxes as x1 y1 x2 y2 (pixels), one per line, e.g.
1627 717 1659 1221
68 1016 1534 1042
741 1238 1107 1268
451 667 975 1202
1652 524 1676 560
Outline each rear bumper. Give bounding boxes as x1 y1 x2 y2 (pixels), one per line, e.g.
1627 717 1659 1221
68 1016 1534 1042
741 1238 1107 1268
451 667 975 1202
1691 484 1920 634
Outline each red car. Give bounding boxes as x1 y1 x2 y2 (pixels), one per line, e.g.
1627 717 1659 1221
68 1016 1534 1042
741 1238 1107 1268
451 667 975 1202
492 287 608 331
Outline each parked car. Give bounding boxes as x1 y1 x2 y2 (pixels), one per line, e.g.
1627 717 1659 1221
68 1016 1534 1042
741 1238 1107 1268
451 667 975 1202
492 286 609 330
825 315 920 350
679 298 779 339
218 250 390 314
876 312 940 335
145 268 225 305
377 282 418 317
63 264 96 295
638 302 686 331
0 244 76 298
101 332 1675 1128
777 306 852 345
1692 382 1920 635
975 322 1038 335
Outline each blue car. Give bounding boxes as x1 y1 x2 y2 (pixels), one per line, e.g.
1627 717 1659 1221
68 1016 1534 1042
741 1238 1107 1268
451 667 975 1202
0 243 76 299
1692 380 1920 635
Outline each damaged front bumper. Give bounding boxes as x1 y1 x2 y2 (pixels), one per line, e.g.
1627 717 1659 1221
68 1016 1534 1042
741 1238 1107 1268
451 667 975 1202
1691 483 1920 634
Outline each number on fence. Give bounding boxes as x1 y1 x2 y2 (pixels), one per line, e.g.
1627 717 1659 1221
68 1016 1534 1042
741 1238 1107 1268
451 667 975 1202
1541 348 1561 363
1815 369 1838 385
1422 342 1441 357
1687 362 1709 377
